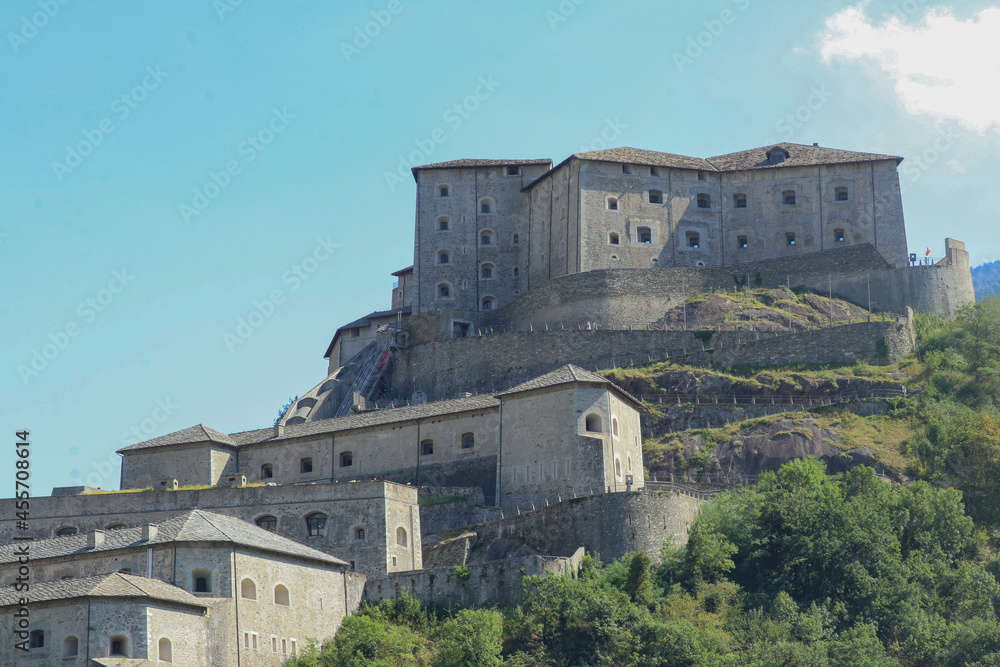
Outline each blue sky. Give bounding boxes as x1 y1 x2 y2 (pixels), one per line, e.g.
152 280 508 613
2 0 998 495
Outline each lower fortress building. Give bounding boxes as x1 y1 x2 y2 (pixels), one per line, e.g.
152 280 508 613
0 143 976 665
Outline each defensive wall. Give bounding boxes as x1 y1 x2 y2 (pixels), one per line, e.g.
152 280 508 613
363 549 584 609
390 319 914 402
0 481 419 578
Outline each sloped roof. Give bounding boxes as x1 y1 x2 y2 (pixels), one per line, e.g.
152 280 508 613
391 265 414 276
232 394 501 447
117 424 236 454
706 142 903 171
323 306 411 359
413 158 552 172
0 510 348 568
574 147 717 171
496 364 643 407
0 572 207 609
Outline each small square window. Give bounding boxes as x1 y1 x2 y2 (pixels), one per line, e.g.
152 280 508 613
686 231 700 249
697 194 710 209
835 186 849 202
737 235 748 249
439 186 449 197
835 229 845 243
648 190 663 204
734 194 747 209
637 227 652 244
786 233 796 246
783 190 796 205
507 166 520 175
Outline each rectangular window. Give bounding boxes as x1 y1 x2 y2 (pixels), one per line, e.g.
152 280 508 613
786 232 796 245
244 633 250 649
506 166 519 175
737 235 748 249
272 637 278 653
252 633 258 650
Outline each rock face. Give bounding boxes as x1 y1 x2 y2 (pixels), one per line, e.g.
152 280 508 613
648 418 906 483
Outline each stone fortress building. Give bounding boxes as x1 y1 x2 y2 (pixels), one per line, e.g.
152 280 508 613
0 142 976 665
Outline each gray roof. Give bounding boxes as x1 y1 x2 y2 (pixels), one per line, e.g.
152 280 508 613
324 306 411 359
0 572 207 609
496 364 643 407
117 424 235 453
706 142 903 171
392 265 414 276
232 394 501 447
413 158 552 173
0 509 348 568
574 147 717 171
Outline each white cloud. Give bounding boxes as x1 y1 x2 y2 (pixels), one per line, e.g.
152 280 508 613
819 4 1000 133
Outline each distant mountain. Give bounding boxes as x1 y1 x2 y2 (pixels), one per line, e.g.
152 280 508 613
972 261 1000 300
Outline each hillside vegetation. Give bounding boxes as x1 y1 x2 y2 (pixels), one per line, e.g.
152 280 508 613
288 298 1000 667
973 260 1000 300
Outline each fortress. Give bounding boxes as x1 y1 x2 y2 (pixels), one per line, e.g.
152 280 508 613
1 143 975 665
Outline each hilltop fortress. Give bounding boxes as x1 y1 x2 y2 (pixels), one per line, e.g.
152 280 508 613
1 143 975 664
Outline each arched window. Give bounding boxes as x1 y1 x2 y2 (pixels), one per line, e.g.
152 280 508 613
696 193 711 209
612 417 619 437
438 251 450 264
56 526 77 536
481 297 494 311
835 186 849 201
733 193 747 209
462 433 475 449
480 230 494 245
686 231 700 249
260 464 273 480
834 228 845 243
397 527 408 547
29 630 44 649
438 185 449 197
300 458 313 474
637 227 652 244
648 189 663 204
480 199 493 214
615 458 622 477
340 451 353 467
609 232 619 245
437 283 451 299
241 578 257 600
607 197 618 210
585 414 603 433
158 637 173 662
105 523 126 531
737 235 748 249
783 190 796 205
438 217 450 231
421 439 434 456
628 454 633 472
481 263 494 279
109 635 128 657
305 512 327 537
62 636 78 657
274 584 290 606
192 569 212 593
256 515 277 532
354 526 366 540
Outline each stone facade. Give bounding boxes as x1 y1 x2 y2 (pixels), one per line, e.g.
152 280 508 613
0 481 418 579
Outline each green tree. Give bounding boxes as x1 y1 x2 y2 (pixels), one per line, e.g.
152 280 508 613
432 609 503 667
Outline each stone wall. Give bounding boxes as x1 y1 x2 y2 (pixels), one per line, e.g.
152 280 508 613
471 488 704 564
392 319 913 402
0 481 417 579
363 548 584 609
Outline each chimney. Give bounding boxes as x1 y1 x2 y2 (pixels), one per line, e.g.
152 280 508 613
87 530 105 549
142 524 158 541
813 142 819 147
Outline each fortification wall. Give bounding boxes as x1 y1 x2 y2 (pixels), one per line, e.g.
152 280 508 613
470 488 704 564
363 549 584 609
392 319 913 401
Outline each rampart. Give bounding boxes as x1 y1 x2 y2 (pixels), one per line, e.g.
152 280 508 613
392 319 914 401
363 548 584 609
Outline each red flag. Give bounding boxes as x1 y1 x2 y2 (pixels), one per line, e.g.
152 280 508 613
925 247 931 256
